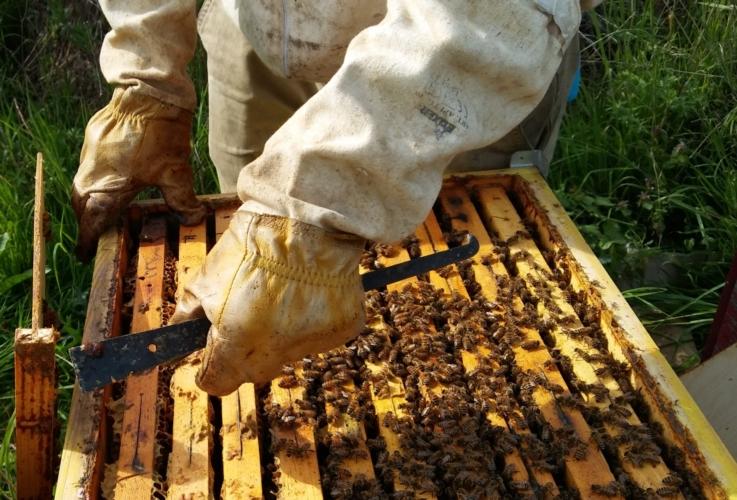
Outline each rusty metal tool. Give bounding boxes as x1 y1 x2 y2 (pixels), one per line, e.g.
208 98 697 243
70 234 479 391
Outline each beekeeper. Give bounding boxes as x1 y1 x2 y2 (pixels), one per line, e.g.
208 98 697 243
73 0 601 395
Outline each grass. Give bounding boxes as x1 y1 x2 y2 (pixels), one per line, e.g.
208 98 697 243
0 0 735 496
551 1 737 368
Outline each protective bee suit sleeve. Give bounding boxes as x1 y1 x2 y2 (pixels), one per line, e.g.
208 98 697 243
98 0 197 111
72 1 204 260
174 1 585 393
96 0 600 114
89 0 592 393
237 0 583 243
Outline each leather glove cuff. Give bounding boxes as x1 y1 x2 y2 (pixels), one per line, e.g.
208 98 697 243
171 210 366 391
75 86 195 199
234 208 365 284
72 86 204 261
107 86 193 123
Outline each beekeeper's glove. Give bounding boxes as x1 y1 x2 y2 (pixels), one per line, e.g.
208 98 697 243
72 87 206 261
170 209 365 394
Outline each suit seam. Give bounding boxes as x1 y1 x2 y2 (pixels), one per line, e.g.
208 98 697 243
215 216 254 329
281 0 290 77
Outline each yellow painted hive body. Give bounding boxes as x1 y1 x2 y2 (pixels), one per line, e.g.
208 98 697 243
56 169 737 499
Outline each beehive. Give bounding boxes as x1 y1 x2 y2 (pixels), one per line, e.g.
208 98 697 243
56 169 737 499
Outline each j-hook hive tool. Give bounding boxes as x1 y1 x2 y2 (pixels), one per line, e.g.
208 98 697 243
70 235 479 391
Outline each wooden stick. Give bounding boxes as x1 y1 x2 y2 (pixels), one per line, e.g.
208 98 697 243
114 218 167 499
167 221 213 498
357 264 430 498
31 152 45 331
221 384 263 498
214 206 265 499
269 366 322 499
420 211 559 497
380 230 507 497
55 227 127 499
438 184 619 498
15 152 56 500
320 351 376 487
365 357 434 498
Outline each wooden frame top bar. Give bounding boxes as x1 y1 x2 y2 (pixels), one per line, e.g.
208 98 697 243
55 168 737 499
460 168 737 496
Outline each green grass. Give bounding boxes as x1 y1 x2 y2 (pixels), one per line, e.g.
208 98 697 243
551 1 737 368
0 3 215 497
0 3 103 497
0 0 735 496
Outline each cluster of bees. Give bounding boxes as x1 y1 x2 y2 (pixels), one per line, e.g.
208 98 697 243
384 282 508 497
100 250 179 499
258 224 697 498
264 352 386 498
160 250 178 325
105 211 702 499
495 222 699 497
153 253 178 499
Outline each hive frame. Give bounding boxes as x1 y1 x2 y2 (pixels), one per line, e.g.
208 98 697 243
55 168 737 498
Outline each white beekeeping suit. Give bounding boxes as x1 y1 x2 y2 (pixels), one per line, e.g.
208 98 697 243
73 0 600 394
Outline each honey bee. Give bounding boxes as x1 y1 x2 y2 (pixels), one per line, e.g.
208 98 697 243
328 355 347 366
591 481 623 497
655 485 680 497
372 379 391 399
271 437 289 454
624 447 661 467
322 379 341 392
400 235 421 259
595 366 612 377
542 358 559 372
502 463 518 478
508 480 532 493
277 375 300 388
662 473 683 486
520 339 541 351
609 402 633 419
286 440 312 458
556 393 581 409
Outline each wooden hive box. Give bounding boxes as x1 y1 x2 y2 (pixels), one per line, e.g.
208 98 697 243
56 169 737 499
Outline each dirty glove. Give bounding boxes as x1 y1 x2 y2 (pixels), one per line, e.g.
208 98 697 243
72 87 206 261
170 210 365 394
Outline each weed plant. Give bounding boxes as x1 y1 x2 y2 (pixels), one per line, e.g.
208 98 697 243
552 1 737 370
0 0 734 496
